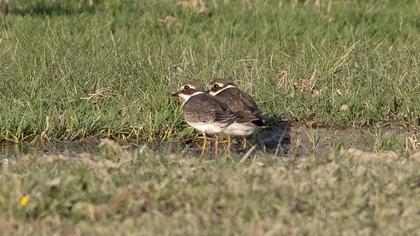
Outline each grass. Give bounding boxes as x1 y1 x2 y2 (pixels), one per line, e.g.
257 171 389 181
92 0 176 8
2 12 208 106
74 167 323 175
0 140 419 235
0 0 419 143
1 2 420 234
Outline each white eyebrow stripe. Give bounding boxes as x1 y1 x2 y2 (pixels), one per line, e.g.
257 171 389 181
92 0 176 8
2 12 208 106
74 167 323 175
209 84 236 96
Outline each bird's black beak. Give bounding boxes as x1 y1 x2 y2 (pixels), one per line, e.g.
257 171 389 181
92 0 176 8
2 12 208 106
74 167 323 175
170 91 179 97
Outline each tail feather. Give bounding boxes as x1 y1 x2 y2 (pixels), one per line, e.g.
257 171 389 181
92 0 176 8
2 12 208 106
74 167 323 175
234 111 266 127
251 118 265 127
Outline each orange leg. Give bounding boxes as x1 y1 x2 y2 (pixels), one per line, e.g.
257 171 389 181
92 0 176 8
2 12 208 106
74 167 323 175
214 135 219 157
241 137 248 149
201 134 207 155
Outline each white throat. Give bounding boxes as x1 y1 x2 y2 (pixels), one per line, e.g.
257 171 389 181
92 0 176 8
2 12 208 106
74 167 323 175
180 91 204 107
209 84 236 96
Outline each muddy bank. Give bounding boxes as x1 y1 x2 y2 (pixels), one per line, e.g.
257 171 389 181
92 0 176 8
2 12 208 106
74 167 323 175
0 126 418 160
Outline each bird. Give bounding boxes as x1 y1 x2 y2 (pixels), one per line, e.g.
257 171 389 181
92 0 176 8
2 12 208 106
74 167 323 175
208 78 265 149
171 82 237 155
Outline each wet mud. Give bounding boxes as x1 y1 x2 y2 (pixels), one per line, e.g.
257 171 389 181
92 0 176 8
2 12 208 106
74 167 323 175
1 125 418 161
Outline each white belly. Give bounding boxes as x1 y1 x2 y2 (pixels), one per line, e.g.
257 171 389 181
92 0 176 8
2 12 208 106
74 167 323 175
224 122 257 137
187 121 226 135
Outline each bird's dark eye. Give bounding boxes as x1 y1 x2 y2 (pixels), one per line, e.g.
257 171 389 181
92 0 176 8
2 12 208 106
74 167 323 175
213 84 219 89
184 85 190 90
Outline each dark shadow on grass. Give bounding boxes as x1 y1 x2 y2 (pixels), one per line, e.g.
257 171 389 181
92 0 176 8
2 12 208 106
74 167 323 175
254 116 291 156
4 2 95 16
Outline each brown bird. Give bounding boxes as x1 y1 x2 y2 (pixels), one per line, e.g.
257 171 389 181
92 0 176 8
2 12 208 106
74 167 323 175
171 82 237 155
208 79 264 149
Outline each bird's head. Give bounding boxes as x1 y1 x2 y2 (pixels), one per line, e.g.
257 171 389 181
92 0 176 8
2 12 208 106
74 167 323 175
171 82 205 102
208 78 236 96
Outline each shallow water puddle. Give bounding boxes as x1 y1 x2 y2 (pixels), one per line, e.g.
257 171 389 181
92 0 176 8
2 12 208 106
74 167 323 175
0 127 418 161
0 139 101 163
151 125 419 157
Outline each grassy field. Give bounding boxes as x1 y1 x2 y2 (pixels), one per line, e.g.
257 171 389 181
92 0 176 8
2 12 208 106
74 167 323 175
0 140 418 235
0 0 419 143
1 1 420 234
